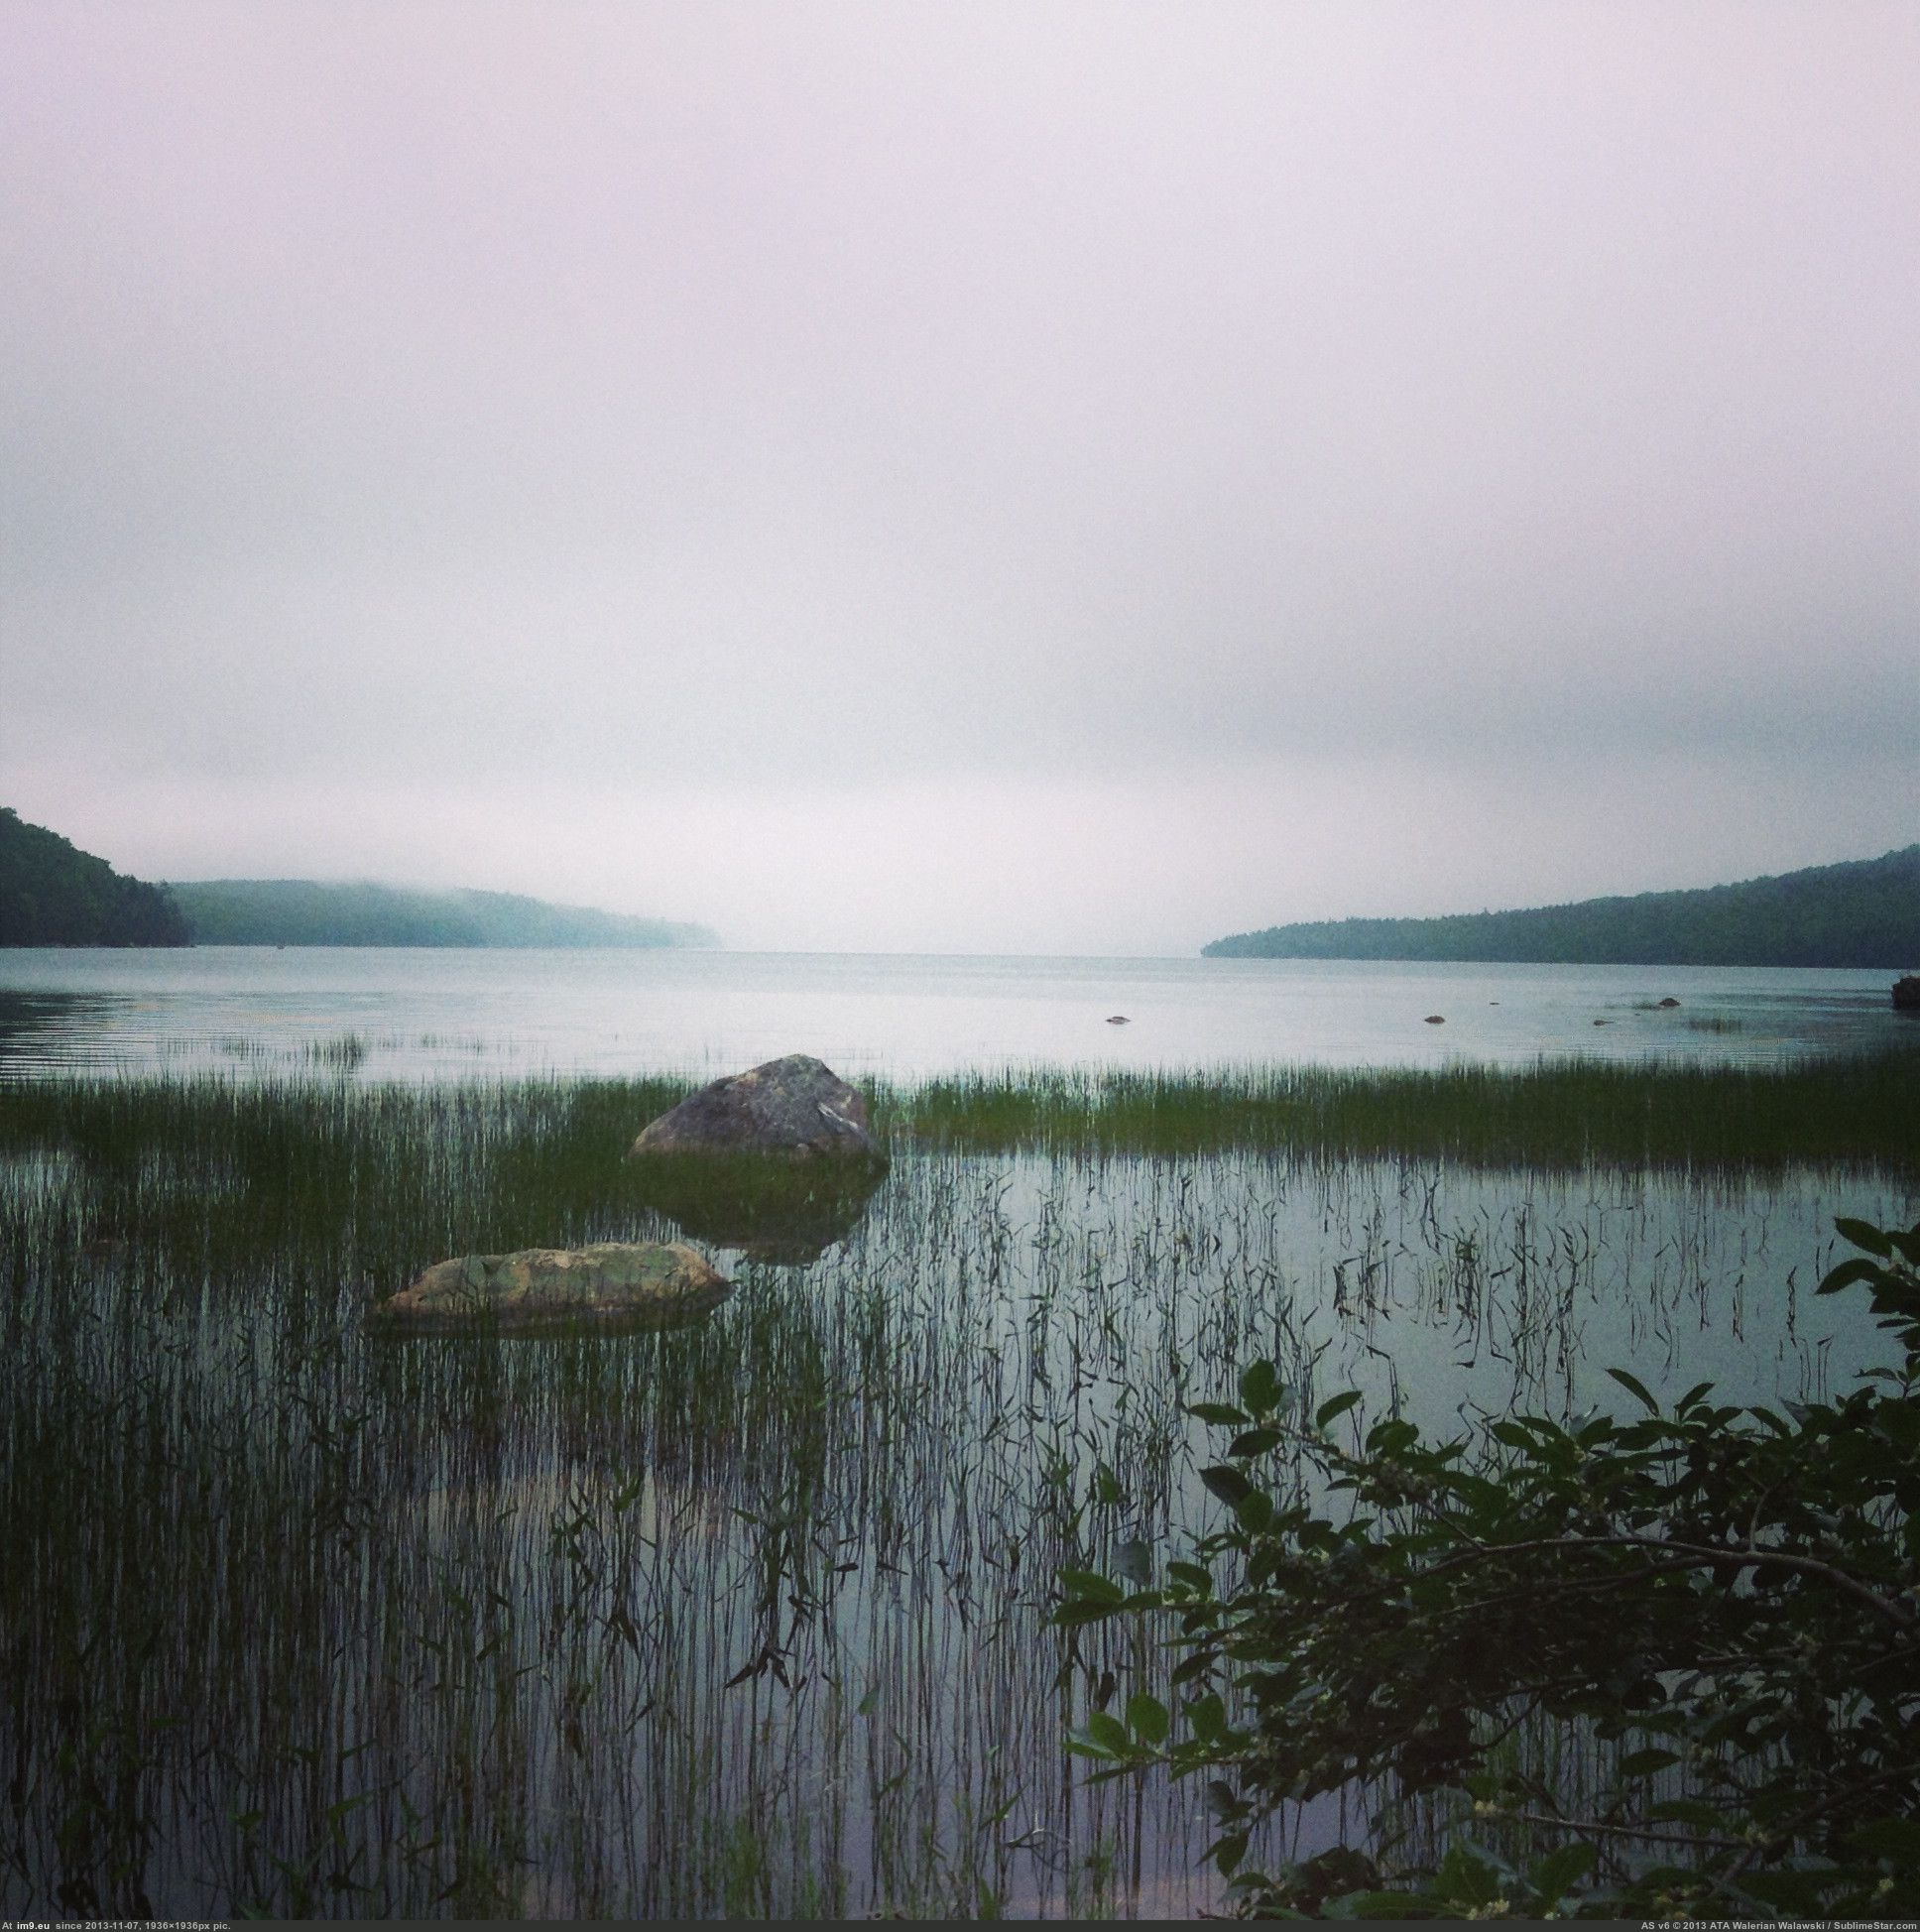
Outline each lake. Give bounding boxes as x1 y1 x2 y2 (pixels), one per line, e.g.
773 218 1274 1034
0 946 1907 1079
1 950 1914 1918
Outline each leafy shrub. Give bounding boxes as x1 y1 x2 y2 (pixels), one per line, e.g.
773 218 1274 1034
1058 1219 1920 1919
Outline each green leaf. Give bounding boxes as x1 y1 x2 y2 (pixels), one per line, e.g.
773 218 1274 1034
1084 1710 1129 1755
1235 1490 1275 1534
1835 1216 1892 1257
1876 1401 1920 1447
1212 1829 1250 1878
1606 1367 1660 1414
1200 1464 1253 1507
1127 1691 1170 1746
1240 1359 1281 1415
1817 1257 1884 1296
1618 1747 1681 1776
1185 1692 1227 1743
1229 1426 1282 1459
1187 1401 1249 1426
1324 1890 1436 1919
1316 1390 1363 1429
1850 1817 1920 1865
1530 1841 1599 1900
1434 1842 1500 1906
1058 1568 1123 1603
1052 1601 1121 1628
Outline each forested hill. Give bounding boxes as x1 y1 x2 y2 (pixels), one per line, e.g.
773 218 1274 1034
1204 845 1920 968
168 879 717 949
0 808 190 946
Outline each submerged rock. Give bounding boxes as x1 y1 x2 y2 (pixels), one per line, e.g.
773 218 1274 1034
1656 996 1682 1009
369 1241 730 1334
628 1054 885 1162
1106 1015 1131 1026
1424 1015 1445 1025
1894 976 1920 1012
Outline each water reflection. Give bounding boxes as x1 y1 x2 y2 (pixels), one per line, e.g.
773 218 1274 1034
626 1153 891 1265
366 1282 735 1339
0 989 130 1069
1 1076 1911 1918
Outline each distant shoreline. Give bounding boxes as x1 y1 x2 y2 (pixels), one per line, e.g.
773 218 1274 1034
164 878 718 951
1204 843 1920 970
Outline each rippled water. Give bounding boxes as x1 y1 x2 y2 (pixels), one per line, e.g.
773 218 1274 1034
0 946 1907 1079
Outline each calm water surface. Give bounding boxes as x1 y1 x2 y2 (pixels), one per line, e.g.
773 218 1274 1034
2 949 1913 1917
5 1131 1909 1920
0 947 1906 1079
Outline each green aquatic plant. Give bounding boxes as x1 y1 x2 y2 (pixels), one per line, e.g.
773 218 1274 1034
878 1051 1917 1171
0 1065 1908 1917
1059 1216 1920 1918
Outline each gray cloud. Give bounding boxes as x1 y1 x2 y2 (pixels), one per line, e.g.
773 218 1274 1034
4 3 1915 951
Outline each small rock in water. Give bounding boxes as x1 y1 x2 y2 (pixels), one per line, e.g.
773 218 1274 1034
1594 1018 1612 1026
1656 996 1682 1009
1424 1015 1445 1025
368 1241 730 1334
1106 1014 1131 1026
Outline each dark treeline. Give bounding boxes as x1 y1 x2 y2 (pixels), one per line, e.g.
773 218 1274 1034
1206 843 1920 967
0 807 188 947
165 879 717 948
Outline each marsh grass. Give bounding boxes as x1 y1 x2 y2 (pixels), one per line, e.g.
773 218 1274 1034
874 1050 1917 1170
0 1060 1912 1917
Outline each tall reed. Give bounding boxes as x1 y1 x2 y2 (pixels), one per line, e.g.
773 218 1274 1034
0 1064 1910 1917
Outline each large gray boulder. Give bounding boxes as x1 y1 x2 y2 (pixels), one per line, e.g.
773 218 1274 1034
368 1241 730 1334
627 1054 884 1162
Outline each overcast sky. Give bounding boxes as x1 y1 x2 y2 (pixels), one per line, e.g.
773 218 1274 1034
3 4 1915 953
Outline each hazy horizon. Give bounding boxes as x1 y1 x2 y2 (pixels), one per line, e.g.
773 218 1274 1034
121 836 1910 960
5 5 1916 953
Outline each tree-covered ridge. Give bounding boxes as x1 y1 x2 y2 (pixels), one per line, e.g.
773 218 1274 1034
0 808 189 947
167 878 717 949
1205 844 1920 967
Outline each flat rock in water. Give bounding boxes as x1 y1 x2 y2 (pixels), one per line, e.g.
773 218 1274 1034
369 1241 730 1334
627 1053 885 1162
